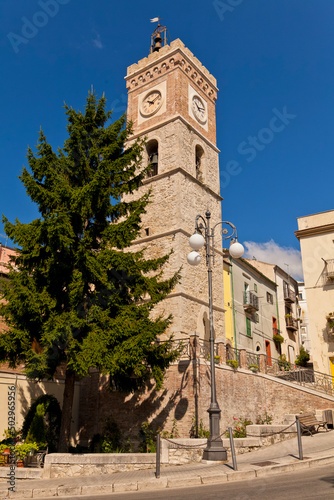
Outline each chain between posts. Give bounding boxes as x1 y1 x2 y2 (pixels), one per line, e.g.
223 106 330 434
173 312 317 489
160 421 297 449
245 421 297 437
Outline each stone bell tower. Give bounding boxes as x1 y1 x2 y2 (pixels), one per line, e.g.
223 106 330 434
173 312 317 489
125 29 225 341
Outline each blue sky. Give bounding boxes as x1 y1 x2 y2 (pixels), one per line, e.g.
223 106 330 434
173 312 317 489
1 0 333 280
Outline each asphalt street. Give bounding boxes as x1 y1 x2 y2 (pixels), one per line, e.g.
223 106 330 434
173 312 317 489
26 462 334 500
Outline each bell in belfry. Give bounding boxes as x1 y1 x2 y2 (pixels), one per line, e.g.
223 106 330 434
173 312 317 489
153 32 162 52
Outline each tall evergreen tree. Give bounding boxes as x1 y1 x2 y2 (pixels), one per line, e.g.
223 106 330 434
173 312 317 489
0 92 180 452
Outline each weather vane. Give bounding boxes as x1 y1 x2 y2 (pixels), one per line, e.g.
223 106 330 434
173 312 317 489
150 17 162 25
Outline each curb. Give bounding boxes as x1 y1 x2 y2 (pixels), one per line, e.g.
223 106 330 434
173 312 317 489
3 454 334 499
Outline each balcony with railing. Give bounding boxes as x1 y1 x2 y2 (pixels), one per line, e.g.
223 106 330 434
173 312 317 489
243 291 259 313
324 259 334 281
283 287 295 303
285 315 298 331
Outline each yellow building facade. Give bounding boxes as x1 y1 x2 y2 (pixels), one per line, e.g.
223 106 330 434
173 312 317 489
223 256 234 346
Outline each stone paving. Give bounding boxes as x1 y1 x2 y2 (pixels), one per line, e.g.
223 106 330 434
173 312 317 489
1 430 334 498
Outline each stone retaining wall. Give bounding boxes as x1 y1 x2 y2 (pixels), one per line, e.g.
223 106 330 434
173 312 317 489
77 343 334 448
42 429 294 479
42 453 156 479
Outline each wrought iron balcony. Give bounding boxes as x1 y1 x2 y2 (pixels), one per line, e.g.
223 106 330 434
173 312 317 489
324 259 334 281
243 291 259 313
286 316 298 331
284 287 296 303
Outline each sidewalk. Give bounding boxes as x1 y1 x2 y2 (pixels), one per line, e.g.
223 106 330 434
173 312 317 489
1 430 334 499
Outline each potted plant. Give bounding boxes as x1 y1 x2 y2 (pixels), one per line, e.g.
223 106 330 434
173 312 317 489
24 403 48 467
207 354 221 364
15 443 40 466
227 359 239 370
273 333 284 345
0 444 10 466
326 313 334 329
248 364 259 373
278 354 290 371
295 346 310 367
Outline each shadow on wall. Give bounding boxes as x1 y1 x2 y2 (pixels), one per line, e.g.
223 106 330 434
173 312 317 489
17 378 66 422
77 360 201 447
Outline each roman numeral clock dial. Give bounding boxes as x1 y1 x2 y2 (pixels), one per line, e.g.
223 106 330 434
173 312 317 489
192 95 207 124
140 90 163 117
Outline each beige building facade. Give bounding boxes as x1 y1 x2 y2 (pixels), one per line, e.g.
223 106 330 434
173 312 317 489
227 256 277 359
297 282 312 355
0 243 16 276
0 244 17 333
296 210 334 376
244 260 300 363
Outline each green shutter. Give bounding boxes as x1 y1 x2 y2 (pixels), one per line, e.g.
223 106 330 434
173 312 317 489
246 317 251 337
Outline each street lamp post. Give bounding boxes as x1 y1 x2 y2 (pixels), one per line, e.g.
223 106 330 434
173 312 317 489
187 208 244 461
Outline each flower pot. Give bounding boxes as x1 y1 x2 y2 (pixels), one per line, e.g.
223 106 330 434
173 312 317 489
249 366 258 373
0 449 10 466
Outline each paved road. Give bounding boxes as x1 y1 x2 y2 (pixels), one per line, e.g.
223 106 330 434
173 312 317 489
33 463 334 500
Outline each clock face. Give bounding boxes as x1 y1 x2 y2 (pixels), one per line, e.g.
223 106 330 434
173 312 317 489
192 95 207 124
140 90 163 117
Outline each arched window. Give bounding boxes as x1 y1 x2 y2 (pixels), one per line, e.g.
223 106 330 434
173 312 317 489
147 140 159 178
195 145 204 181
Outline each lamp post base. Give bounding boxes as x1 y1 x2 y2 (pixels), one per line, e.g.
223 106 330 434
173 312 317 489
203 446 227 462
202 406 227 461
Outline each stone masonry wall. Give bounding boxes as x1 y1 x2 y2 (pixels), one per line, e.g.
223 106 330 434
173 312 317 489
77 350 334 449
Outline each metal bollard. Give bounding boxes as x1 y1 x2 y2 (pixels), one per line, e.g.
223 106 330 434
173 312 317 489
155 434 161 478
296 418 303 460
228 427 238 471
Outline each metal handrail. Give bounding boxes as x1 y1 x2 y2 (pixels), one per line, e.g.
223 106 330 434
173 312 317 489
264 355 334 395
226 345 240 365
246 351 260 367
162 338 333 396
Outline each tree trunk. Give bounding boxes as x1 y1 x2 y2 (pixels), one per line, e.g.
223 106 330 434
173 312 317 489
58 369 76 452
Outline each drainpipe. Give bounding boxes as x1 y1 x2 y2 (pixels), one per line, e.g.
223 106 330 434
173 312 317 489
230 256 238 352
274 268 280 332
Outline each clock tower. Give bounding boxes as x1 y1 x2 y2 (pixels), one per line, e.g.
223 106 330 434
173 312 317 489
125 33 225 342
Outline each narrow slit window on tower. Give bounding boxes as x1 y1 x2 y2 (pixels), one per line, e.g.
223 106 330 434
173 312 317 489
147 139 159 178
195 145 204 181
